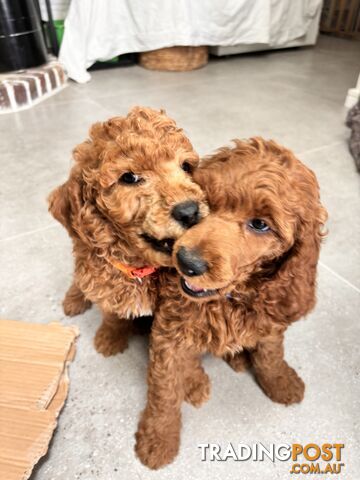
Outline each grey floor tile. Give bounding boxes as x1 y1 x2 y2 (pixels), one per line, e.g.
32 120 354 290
0 147 70 240
0 98 111 157
94 80 348 157
92 55 351 156
0 101 112 239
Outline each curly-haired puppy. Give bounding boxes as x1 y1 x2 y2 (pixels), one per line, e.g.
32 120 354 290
135 138 327 469
48 106 207 355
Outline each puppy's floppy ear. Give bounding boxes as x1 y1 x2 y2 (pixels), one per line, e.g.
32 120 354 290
48 182 72 233
274 166 327 317
284 199 327 276
48 171 84 238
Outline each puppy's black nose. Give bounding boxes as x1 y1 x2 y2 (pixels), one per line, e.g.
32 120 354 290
176 246 208 277
172 201 200 228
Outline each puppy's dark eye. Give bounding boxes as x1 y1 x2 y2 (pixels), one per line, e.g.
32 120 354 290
248 219 270 233
119 172 142 184
181 161 193 174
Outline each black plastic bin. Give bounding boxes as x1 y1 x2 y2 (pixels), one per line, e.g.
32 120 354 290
0 0 48 73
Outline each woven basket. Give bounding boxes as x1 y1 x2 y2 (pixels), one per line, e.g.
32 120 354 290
139 46 208 72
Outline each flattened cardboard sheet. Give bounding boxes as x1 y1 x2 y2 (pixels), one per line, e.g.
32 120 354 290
0 319 79 480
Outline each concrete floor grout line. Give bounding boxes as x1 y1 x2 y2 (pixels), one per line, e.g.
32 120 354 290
296 140 345 157
0 223 59 243
319 260 360 294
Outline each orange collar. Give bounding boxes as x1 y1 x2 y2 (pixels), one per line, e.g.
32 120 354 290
107 257 157 279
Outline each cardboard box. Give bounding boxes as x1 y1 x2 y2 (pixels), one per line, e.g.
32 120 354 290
0 319 79 480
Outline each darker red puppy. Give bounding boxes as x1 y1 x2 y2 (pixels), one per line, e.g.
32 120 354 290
136 138 327 469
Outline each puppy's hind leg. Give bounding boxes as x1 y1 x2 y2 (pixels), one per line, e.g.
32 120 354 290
94 312 132 356
224 350 251 373
63 282 92 316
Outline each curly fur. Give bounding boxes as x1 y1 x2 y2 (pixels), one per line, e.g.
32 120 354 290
135 138 327 469
48 106 207 355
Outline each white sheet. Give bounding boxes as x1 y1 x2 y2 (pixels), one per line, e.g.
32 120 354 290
59 0 322 83
40 0 70 21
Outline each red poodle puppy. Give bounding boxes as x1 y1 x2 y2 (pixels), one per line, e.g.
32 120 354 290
48 106 208 355
135 138 327 469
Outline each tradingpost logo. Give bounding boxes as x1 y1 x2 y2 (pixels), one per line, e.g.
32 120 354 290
198 442 345 475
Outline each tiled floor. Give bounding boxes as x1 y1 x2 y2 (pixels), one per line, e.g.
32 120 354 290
1 35 359 480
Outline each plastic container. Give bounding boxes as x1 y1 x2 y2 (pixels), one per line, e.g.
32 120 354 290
54 19 65 45
0 0 48 73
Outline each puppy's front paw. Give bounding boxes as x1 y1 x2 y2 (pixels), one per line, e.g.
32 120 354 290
63 287 91 317
256 365 305 405
135 419 180 470
184 370 211 408
94 324 129 356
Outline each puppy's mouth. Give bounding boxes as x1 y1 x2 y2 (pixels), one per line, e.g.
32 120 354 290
141 233 175 255
180 277 217 298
